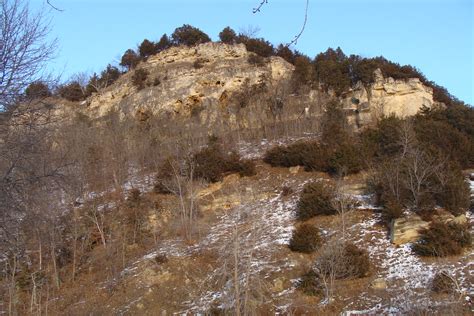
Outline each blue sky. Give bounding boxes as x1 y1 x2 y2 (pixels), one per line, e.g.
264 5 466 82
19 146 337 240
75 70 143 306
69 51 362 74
32 0 473 104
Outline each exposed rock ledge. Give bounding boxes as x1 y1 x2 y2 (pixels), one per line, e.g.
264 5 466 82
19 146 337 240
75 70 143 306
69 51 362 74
390 213 468 246
342 68 435 127
53 43 438 130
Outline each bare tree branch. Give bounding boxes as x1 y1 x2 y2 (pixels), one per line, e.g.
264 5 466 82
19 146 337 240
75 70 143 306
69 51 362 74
252 0 268 14
0 0 57 110
286 0 309 47
46 0 63 12
252 0 310 47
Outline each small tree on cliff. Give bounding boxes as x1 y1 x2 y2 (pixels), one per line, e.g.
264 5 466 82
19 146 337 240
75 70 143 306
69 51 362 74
120 49 140 70
139 39 158 59
156 34 171 52
171 24 211 46
219 26 237 44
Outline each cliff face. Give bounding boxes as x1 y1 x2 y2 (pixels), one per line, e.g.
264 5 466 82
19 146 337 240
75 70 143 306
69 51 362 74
84 43 308 131
342 69 435 127
72 43 436 130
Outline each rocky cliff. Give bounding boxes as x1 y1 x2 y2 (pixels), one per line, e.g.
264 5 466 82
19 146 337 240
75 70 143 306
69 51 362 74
342 68 435 127
69 43 436 130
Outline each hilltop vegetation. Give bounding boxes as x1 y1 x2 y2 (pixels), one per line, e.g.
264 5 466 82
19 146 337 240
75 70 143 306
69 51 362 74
24 24 467 111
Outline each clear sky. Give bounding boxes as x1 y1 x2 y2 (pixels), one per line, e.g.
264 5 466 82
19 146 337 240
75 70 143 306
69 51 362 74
32 0 473 104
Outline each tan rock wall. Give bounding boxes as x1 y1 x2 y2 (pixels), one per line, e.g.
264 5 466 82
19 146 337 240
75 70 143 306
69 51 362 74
66 44 437 131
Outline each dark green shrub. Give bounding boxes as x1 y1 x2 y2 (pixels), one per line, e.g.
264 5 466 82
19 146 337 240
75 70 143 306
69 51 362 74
127 188 141 203
57 82 84 101
156 34 171 52
315 241 370 279
342 243 371 278
276 44 295 64
292 55 313 86
263 140 320 168
289 223 321 253
297 269 323 296
86 65 121 95
226 152 256 177
131 68 149 90
281 185 293 197
423 104 474 139
263 104 362 175
84 73 100 96
381 198 404 224
360 115 404 159
348 55 380 84
25 81 51 99
434 166 471 216
321 100 351 147
415 116 474 168
154 158 175 194
313 47 351 96
412 221 471 257
193 145 228 182
263 144 304 168
171 24 211 46
120 49 140 70
238 36 274 57
326 142 363 175
100 64 121 86
153 181 172 194
431 271 456 293
219 26 237 44
192 144 256 183
301 145 330 172
296 181 336 220
154 254 168 265
139 39 158 59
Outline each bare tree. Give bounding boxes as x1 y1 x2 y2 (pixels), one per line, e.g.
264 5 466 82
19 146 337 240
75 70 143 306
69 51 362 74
0 0 57 110
332 176 356 239
313 238 355 304
403 146 444 210
156 142 202 242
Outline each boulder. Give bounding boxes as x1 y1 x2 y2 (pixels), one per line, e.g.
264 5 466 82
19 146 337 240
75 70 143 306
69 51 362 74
390 215 429 245
289 166 302 174
272 277 285 293
391 212 469 245
370 277 387 290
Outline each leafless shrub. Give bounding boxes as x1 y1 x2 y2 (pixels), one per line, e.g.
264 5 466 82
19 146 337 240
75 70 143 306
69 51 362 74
313 239 370 303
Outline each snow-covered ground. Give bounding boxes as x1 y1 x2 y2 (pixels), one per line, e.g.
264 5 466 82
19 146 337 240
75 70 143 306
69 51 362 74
344 176 474 314
238 135 319 160
115 169 474 314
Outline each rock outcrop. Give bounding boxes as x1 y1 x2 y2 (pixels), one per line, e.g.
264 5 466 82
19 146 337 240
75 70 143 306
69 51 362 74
342 68 435 127
390 215 430 246
83 42 309 131
58 43 437 131
390 212 468 245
